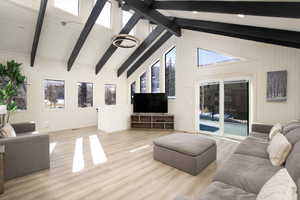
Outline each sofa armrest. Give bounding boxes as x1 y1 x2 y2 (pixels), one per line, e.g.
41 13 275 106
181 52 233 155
252 123 273 134
0 132 50 180
11 122 36 134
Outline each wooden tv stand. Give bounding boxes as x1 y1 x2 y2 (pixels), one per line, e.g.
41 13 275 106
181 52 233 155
131 114 174 130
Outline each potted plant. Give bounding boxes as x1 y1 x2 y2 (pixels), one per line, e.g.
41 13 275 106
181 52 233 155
0 60 26 123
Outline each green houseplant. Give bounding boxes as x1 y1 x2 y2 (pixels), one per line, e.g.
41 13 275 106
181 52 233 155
0 60 26 122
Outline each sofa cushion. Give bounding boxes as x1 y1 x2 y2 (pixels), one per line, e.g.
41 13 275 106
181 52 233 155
234 137 269 159
256 168 297 200
286 127 300 145
153 133 216 156
197 181 257 200
283 121 300 135
286 140 300 182
249 132 269 142
213 154 281 194
267 133 292 166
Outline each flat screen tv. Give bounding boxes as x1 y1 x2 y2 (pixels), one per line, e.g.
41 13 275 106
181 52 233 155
133 93 168 113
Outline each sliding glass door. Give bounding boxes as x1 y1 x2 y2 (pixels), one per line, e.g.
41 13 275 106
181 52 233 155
199 80 249 138
224 81 249 137
199 83 220 134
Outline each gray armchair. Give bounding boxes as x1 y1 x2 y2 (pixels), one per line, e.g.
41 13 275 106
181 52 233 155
0 122 50 180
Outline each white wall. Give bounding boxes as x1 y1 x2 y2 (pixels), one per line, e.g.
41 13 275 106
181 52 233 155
0 51 131 133
128 29 300 132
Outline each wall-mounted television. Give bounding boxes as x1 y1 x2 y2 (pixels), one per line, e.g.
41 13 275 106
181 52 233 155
133 93 168 113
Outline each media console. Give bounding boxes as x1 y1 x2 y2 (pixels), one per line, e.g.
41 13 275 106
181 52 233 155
130 114 174 130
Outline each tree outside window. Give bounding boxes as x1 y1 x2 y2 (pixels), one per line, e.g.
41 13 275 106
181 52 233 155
105 84 116 105
140 72 147 93
44 80 65 109
165 47 176 97
78 82 93 108
130 81 136 104
151 61 160 93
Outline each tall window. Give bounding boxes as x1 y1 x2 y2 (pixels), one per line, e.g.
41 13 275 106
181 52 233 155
151 61 160 93
44 80 65 109
105 84 116 105
95 1 111 28
78 82 93 108
165 47 176 97
122 10 135 34
55 0 79 16
197 48 239 67
140 72 147 93
130 82 136 104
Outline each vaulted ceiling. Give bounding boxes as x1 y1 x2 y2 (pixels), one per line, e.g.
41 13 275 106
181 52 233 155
1 0 300 77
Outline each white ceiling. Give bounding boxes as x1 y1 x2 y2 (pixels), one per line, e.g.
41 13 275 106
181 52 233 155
1 0 300 70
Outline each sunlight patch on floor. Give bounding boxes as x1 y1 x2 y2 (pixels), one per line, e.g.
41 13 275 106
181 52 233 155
89 135 107 165
72 137 84 173
129 145 151 153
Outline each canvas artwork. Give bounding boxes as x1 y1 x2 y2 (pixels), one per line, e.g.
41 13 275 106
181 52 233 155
267 70 287 102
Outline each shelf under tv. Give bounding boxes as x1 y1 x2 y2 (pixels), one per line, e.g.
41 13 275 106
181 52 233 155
130 114 174 130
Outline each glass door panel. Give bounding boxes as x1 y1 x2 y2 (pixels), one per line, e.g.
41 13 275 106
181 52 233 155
224 81 249 137
199 83 220 134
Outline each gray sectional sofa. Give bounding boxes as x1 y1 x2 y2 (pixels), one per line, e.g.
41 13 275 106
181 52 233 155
0 122 50 180
176 123 300 200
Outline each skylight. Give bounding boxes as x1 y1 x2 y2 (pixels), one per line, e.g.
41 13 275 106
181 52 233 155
55 0 79 16
197 48 239 67
95 1 111 28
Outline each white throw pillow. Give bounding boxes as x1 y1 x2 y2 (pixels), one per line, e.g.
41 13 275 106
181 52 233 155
257 168 297 200
0 123 16 138
269 123 282 140
267 133 292 166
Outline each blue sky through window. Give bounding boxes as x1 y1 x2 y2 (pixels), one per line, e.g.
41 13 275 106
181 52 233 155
198 48 239 66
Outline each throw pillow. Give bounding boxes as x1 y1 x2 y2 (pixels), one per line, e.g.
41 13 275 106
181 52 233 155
257 168 297 200
267 133 292 166
283 120 300 135
0 123 16 138
269 123 282 140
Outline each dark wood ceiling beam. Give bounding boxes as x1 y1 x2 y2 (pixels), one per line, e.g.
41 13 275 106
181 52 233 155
30 0 48 67
117 26 164 77
127 31 173 78
152 1 300 18
95 13 141 75
176 18 300 49
67 0 107 71
123 0 181 37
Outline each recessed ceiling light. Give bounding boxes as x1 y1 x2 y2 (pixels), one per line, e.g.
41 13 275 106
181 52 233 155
192 11 198 14
237 14 245 18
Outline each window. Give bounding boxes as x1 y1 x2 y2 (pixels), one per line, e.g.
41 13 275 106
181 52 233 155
95 1 111 28
165 47 176 97
44 80 65 109
130 82 136 104
122 10 135 34
78 82 93 108
0 77 27 110
105 84 116 105
140 72 147 93
197 48 239 67
151 61 160 93
55 0 79 16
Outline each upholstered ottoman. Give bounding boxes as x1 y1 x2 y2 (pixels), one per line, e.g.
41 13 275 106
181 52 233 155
153 133 216 176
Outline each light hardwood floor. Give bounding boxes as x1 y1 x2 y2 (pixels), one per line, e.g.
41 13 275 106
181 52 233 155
0 127 239 200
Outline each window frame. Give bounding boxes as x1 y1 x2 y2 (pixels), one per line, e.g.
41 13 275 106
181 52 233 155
43 79 65 110
197 48 240 67
95 0 112 29
77 82 94 108
140 72 147 93
130 81 136 104
164 46 176 99
54 0 80 16
150 60 160 93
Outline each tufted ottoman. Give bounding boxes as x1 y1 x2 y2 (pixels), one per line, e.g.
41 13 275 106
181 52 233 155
153 133 217 176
